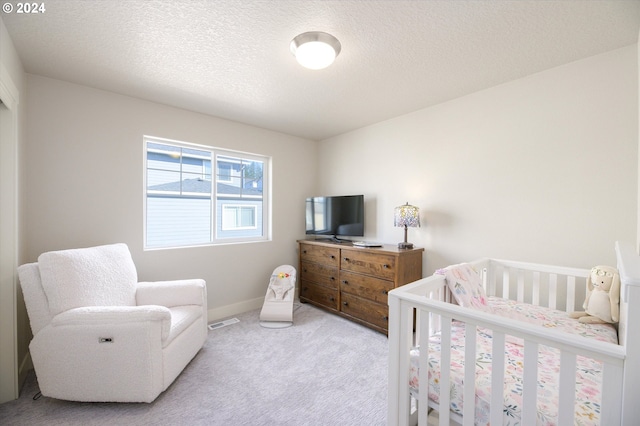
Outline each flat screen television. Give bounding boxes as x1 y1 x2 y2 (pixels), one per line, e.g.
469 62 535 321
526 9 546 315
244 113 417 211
305 195 364 240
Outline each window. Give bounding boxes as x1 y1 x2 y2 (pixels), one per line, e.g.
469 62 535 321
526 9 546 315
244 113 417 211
144 136 269 249
222 205 257 230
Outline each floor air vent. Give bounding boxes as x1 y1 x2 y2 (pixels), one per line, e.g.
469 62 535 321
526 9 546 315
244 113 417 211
208 318 240 330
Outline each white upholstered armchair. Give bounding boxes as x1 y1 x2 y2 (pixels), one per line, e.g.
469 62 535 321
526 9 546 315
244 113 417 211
17 243 207 403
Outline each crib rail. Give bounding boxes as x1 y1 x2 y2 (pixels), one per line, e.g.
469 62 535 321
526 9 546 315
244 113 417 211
477 258 590 312
388 260 625 426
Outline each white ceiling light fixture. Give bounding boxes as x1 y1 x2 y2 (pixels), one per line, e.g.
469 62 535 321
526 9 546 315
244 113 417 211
290 31 341 70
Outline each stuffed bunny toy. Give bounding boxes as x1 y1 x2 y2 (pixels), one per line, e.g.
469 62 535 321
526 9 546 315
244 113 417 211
570 265 620 324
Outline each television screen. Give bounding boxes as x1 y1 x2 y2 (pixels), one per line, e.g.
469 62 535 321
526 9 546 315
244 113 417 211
305 195 364 238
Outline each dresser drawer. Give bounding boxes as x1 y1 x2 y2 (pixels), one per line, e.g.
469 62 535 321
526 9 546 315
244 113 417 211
300 244 340 268
300 281 339 311
339 270 393 304
341 292 389 330
340 249 396 280
300 261 339 290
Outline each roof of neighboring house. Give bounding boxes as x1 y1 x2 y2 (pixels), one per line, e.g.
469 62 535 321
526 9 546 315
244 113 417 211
148 178 262 197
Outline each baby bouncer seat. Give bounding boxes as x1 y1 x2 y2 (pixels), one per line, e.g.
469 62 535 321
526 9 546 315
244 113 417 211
259 265 296 328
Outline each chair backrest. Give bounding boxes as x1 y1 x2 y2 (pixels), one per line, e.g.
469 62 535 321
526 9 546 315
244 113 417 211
17 262 53 335
34 243 138 316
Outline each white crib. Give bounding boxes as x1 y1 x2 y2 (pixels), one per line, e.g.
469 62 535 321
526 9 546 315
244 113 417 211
388 241 640 426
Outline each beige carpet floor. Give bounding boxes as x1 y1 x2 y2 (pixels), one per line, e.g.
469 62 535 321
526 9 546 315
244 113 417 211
0 303 392 425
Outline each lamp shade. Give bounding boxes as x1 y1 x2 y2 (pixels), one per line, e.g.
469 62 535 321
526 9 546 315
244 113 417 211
290 31 341 70
394 203 420 228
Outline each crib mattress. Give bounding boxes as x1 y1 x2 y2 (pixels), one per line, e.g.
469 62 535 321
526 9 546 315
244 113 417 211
409 297 618 425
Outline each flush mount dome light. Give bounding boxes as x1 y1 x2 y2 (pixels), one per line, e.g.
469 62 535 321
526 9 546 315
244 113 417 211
290 31 341 70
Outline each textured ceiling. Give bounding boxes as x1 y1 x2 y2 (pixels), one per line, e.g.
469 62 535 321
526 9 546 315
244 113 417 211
3 1 640 140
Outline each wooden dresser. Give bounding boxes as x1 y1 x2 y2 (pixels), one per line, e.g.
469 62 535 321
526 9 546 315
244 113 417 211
298 239 423 334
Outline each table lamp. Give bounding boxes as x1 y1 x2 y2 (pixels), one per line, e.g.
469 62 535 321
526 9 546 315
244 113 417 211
394 202 420 249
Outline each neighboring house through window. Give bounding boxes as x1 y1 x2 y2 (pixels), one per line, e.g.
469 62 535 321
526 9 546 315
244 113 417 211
144 136 269 249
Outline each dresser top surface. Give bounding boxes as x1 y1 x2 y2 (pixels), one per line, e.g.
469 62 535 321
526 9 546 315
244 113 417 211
298 239 424 254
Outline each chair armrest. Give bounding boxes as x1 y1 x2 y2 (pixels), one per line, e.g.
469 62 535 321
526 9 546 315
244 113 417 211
52 305 171 341
136 279 206 308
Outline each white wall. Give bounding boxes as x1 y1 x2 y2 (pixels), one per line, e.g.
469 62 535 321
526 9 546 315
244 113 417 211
24 75 317 319
318 46 638 272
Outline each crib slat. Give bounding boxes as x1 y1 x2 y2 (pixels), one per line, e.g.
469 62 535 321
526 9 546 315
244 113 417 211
557 351 577 425
532 271 540 306
490 331 505 425
566 276 575 312
549 273 557 309
418 309 430 426
517 269 524 302
393 300 414 425
431 301 441 337
414 308 422 347
521 340 539 424
463 324 477 424
439 317 452 426
502 269 510 299
486 265 496 295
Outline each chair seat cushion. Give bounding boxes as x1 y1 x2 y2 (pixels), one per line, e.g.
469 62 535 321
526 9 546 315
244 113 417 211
165 305 203 347
38 243 137 315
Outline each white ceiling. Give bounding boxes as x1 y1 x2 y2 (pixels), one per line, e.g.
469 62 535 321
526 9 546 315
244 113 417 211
3 1 640 140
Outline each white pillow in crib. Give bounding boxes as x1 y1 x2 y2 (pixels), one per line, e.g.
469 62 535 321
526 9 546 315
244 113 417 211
437 263 489 311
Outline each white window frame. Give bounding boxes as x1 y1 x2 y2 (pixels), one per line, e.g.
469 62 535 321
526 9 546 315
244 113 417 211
143 135 270 249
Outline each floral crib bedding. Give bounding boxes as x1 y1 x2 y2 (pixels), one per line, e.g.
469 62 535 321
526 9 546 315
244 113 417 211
409 297 618 425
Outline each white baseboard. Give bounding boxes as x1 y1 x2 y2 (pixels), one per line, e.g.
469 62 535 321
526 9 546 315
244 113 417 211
207 296 264 322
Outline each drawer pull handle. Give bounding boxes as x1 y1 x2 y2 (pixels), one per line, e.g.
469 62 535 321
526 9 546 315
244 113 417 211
343 257 349 262
383 316 389 321
383 290 388 295
330 297 335 302
343 301 348 306
383 264 390 269
342 280 348 285
330 255 335 259
330 276 335 281
303 250 307 254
